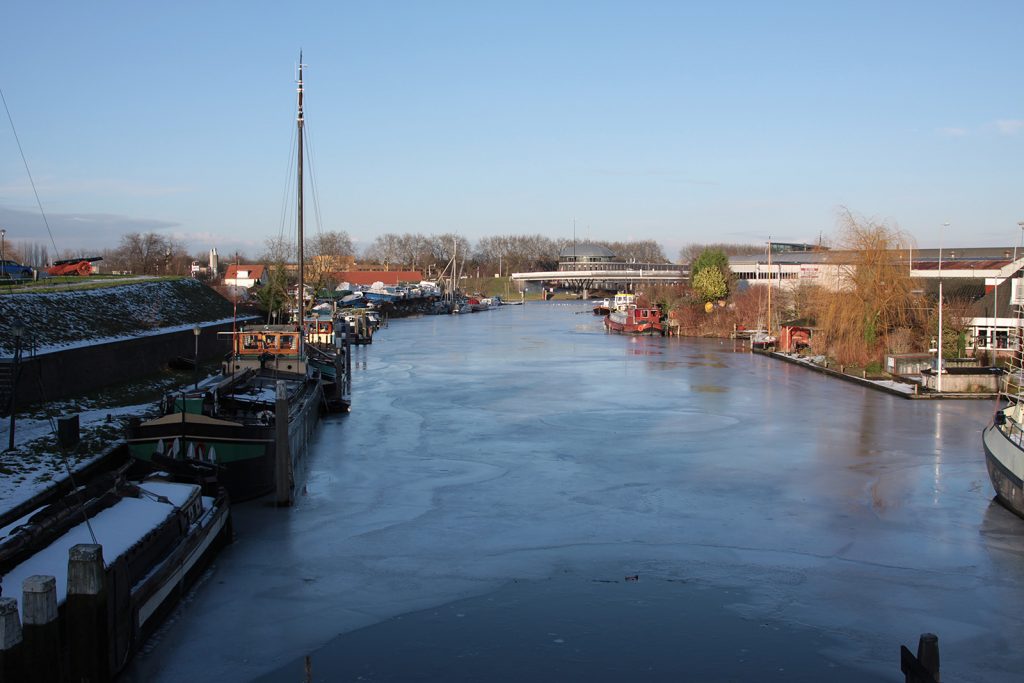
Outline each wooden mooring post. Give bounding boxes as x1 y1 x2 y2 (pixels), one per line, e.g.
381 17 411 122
275 380 293 506
21 575 61 683
0 597 23 682
901 632 940 683
66 544 109 682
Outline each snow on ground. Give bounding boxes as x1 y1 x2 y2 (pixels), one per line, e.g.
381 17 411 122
0 277 252 512
774 351 918 394
0 363 217 513
872 379 917 394
0 401 155 511
0 278 240 355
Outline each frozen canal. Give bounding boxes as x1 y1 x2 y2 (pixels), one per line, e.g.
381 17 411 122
125 302 1024 682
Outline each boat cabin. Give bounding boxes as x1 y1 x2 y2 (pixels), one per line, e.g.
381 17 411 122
613 292 636 310
304 318 336 346
238 330 299 354
223 325 306 375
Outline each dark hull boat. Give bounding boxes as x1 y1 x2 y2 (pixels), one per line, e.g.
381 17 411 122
127 327 323 502
0 467 231 676
305 315 353 411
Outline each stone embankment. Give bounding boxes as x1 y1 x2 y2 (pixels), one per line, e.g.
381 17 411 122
761 350 997 400
0 278 255 408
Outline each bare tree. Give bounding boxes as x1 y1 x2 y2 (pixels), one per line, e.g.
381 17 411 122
111 232 182 275
427 233 471 269
260 236 296 265
678 242 764 263
608 240 668 263
307 229 355 291
361 233 404 267
809 209 921 364
12 241 47 267
925 290 977 359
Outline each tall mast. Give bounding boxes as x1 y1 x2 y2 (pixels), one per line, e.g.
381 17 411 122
766 238 772 332
296 52 305 323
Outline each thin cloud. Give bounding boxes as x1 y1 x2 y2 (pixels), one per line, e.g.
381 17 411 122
937 120 1024 137
994 119 1024 136
588 168 719 185
0 177 191 198
0 204 178 251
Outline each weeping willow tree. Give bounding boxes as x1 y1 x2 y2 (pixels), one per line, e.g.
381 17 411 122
810 210 923 365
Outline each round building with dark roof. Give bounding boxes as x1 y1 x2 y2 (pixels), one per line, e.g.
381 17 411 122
559 243 616 266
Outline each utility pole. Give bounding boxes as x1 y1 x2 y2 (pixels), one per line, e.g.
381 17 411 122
937 224 947 392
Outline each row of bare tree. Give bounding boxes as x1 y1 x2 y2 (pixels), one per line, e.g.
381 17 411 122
26 230 671 278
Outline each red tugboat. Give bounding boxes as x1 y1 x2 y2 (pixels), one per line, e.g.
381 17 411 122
604 302 664 335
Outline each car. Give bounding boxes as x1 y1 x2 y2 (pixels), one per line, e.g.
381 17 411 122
0 260 34 280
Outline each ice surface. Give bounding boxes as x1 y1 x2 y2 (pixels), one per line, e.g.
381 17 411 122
121 303 1024 682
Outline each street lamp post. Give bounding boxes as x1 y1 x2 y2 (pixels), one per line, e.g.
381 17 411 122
192 325 201 389
937 223 948 392
8 321 23 451
1 228 6 270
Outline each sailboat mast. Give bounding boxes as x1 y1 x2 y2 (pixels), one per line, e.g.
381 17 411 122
296 53 305 323
766 238 772 332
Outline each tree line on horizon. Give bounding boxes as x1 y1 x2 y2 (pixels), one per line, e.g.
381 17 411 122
11 213 973 369
11 231 683 279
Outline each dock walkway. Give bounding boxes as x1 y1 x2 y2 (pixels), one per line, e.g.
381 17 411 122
761 350 997 400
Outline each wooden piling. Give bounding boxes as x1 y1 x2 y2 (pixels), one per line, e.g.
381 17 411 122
275 379 293 506
21 575 60 683
900 632 940 683
917 633 940 682
66 544 110 682
0 597 24 682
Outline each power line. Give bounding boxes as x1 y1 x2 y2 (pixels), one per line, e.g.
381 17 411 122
0 86 60 257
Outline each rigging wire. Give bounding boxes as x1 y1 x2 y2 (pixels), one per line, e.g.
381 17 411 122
303 113 325 239
0 86 60 259
277 125 298 249
24 358 102 549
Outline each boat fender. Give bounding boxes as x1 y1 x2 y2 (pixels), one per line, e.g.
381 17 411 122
996 410 1006 426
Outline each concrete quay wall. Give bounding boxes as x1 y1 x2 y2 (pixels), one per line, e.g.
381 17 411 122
761 350 996 400
14 321 242 409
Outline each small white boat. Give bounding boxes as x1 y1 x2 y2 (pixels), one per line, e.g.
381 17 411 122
981 232 1024 519
750 331 777 350
983 403 1024 518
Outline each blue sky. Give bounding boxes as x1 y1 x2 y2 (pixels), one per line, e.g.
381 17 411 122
1 1 1021 260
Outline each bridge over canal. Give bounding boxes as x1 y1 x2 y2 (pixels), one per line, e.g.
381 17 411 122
510 263 688 296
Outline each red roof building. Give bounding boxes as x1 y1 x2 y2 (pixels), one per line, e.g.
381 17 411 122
223 264 268 288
